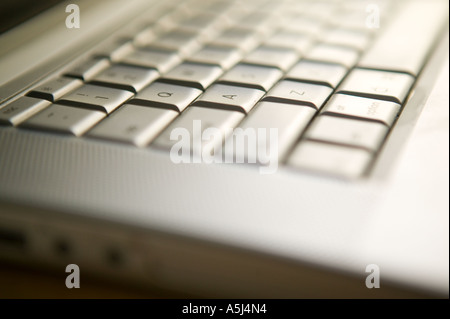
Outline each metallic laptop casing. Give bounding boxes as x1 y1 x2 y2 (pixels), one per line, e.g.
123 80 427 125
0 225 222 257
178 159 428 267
0 0 448 297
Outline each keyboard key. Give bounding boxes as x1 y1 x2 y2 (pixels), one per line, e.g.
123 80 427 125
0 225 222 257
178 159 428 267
234 11 277 35
328 8 374 32
120 48 181 73
320 29 370 51
131 82 202 112
305 115 389 151
179 12 228 38
282 16 324 37
198 0 234 13
93 38 134 61
22 104 105 136
264 31 311 53
152 106 245 157
210 27 261 53
151 29 201 56
243 46 299 72
285 61 347 88
59 84 134 114
218 64 282 91
321 94 401 126
88 104 178 147
287 141 373 179
263 80 333 110
90 65 159 93
27 77 83 102
65 58 110 81
133 24 166 47
178 12 218 30
193 84 264 113
337 69 415 104
229 101 316 162
306 44 359 68
359 0 448 76
187 46 242 70
302 1 338 21
0 97 51 126
159 63 223 90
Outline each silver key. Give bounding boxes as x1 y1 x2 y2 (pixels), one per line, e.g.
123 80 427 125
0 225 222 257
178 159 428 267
0 97 51 126
264 31 312 53
179 12 217 30
328 8 376 32
287 141 373 179
90 65 159 93
179 12 227 36
131 82 202 112
193 84 264 113
264 80 333 110
306 44 359 68
210 27 261 53
187 46 242 70
22 104 105 137
235 11 277 35
160 63 223 90
120 48 181 74
320 29 370 51
286 61 347 88
322 94 400 126
133 24 165 47
219 64 282 91
65 58 110 81
359 0 448 76
302 1 338 21
93 38 134 62
59 84 134 114
282 16 324 37
199 0 234 13
151 29 201 56
152 106 245 157
229 101 316 162
27 77 83 102
243 46 299 72
88 104 178 147
305 115 389 151
337 69 415 104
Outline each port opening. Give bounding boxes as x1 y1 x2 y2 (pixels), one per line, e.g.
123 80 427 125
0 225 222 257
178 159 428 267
0 227 26 250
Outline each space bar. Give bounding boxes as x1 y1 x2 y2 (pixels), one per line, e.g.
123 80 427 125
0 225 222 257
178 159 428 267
359 0 448 77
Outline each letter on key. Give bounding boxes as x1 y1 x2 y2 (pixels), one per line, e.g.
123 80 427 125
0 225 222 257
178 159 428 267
0 97 51 126
193 84 265 113
264 80 333 110
321 94 400 126
59 84 134 114
131 82 202 112
338 69 414 104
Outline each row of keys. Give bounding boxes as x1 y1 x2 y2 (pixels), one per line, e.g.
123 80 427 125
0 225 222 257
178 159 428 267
3 63 408 132
0 0 425 180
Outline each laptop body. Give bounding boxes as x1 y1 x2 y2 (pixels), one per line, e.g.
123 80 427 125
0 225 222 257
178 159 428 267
0 0 448 298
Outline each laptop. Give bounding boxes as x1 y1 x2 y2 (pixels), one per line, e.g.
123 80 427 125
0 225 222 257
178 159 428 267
0 0 448 298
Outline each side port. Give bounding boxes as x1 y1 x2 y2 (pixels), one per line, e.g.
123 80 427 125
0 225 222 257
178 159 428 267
0 227 26 250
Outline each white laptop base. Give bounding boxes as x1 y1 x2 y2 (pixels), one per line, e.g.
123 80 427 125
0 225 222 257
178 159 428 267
0 0 448 297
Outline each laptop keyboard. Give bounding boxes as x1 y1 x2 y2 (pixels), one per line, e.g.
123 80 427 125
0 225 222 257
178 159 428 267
0 0 446 179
